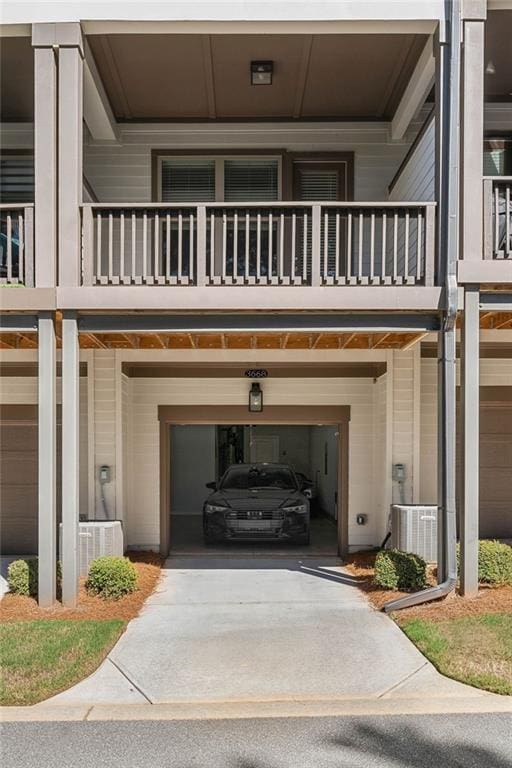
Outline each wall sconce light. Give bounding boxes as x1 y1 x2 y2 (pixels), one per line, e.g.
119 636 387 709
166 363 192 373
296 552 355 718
248 382 263 412
251 61 273 86
485 60 496 75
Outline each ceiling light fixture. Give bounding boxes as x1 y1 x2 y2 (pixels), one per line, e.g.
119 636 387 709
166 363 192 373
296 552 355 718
251 61 273 86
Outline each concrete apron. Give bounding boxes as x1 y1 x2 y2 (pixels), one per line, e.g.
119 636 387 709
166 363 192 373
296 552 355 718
43 557 496 709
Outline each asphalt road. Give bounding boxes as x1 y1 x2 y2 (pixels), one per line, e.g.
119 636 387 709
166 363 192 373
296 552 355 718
2 714 512 768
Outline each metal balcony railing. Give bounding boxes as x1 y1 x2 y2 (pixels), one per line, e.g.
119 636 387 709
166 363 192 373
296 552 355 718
0 205 34 287
483 177 512 260
81 201 436 288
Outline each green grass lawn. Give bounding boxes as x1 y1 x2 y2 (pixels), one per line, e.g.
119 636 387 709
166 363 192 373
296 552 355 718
0 619 125 706
400 613 512 696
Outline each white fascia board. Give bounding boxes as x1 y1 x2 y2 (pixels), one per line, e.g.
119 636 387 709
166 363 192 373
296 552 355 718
0 1 444 26
391 36 435 141
83 39 118 143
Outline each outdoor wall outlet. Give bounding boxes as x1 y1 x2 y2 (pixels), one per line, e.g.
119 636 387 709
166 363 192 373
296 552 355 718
356 514 367 525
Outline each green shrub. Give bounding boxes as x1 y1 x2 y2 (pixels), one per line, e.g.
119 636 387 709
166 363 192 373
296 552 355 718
7 558 61 597
86 556 138 600
374 549 427 591
476 540 512 585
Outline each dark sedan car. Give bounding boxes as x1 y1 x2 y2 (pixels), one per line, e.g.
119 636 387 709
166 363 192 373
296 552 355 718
203 463 310 544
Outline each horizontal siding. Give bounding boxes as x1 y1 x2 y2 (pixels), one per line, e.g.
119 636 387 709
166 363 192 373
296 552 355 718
389 116 435 203
84 117 428 205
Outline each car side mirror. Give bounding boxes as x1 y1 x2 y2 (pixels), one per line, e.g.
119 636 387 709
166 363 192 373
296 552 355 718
303 488 312 499
206 481 217 491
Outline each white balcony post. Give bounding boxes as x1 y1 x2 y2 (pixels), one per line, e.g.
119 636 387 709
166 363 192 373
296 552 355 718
58 24 84 287
61 312 80 607
311 205 322 286
38 313 57 607
461 11 485 262
32 27 58 288
460 285 480 596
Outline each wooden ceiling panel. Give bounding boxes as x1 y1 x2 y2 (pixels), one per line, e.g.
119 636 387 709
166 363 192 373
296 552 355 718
485 11 512 103
87 33 428 121
87 34 210 119
302 34 426 119
0 37 34 122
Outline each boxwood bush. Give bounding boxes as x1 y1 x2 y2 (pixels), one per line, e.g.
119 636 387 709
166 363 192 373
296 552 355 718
374 549 427 591
86 556 138 600
7 558 61 597
457 540 512 585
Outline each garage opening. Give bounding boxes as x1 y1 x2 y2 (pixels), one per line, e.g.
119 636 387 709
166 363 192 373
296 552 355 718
158 405 350 556
168 423 342 555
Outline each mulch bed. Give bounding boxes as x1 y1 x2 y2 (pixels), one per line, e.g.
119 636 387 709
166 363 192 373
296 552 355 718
0 552 164 623
344 550 512 620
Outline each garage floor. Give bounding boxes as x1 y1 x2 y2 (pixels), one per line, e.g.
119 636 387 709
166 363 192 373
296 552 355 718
170 515 338 555
49 557 482 705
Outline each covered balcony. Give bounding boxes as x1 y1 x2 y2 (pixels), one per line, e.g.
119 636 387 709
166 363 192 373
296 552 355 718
0 22 446 311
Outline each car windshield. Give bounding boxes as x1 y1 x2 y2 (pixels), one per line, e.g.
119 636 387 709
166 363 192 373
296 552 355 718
221 466 297 491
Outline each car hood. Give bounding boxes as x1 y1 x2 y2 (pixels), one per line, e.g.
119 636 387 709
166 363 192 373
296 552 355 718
206 488 307 510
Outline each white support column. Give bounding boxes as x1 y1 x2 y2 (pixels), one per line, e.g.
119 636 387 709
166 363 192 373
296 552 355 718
38 314 57 607
58 25 84 287
461 15 485 263
61 312 80 607
460 285 480 596
32 28 57 288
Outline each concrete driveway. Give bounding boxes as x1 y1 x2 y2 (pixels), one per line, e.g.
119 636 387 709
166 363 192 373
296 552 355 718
50 557 483 705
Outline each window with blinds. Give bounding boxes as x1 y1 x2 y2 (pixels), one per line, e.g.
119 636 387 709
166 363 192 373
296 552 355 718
161 158 216 203
297 169 339 201
0 155 34 203
224 159 279 202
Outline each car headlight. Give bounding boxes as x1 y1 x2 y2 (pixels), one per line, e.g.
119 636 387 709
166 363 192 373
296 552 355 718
282 504 308 514
205 504 229 515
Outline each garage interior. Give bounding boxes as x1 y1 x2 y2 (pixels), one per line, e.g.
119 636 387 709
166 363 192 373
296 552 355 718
169 423 340 554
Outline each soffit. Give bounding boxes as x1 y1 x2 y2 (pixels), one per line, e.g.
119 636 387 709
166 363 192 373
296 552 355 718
0 36 33 121
485 11 512 104
86 33 428 121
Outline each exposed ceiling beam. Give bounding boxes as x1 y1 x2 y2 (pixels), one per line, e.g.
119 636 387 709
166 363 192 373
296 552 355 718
341 333 357 349
84 38 119 141
391 35 435 141
372 333 391 348
400 332 429 351
201 35 217 119
293 35 313 119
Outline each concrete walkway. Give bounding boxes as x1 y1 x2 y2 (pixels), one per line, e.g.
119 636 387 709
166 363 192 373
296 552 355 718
49 557 489 706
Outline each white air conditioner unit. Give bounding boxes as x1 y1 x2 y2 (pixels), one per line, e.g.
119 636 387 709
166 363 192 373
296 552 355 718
390 505 438 563
59 521 124 577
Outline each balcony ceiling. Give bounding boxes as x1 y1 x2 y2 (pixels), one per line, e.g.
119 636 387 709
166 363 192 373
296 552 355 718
87 33 428 122
0 37 34 121
0 14 509 124
484 11 512 103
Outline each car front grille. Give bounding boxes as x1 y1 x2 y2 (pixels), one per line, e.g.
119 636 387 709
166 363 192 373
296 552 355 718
233 510 284 520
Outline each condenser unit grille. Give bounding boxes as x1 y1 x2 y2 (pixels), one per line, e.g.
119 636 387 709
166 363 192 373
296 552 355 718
391 505 438 563
60 521 124 577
